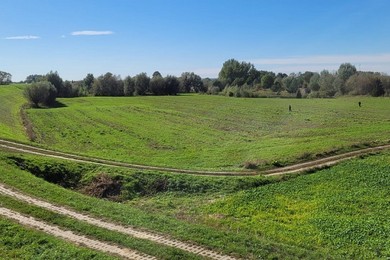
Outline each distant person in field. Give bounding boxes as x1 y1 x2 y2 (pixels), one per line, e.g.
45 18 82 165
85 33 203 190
289 105 292 112
358 101 361 107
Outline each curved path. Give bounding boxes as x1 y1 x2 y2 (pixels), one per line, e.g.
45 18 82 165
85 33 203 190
1 139 389 176
0 183 237 260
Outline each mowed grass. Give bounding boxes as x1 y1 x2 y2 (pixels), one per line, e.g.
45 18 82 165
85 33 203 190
0 84 29 141
25 94 390 170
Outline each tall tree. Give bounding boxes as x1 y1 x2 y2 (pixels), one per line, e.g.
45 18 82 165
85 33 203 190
164 75 180 95
92 72 123 96
338 63 357 82
134 73 150 96
308 73 320 91
123 76 135 96
152 71 162 78
218 59 254 87
180 72 205 93
83 73 95 92
24 81 57 107
150 72 165 95
0 71 12 85
261 74 274 89
25 74 44 83
319 70 336 97
46 71 65 97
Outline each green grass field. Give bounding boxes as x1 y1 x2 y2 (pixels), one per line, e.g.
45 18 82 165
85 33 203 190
0 84 29 141
0 84 389 258
1 86 385 170
0 150 389 259
129 151 390 259
0 217 117 260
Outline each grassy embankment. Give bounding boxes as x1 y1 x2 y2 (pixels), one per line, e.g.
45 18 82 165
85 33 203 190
0 150 325 259
1 83 387 171
0 217 118 260
0 84 29 141
0 150 389 258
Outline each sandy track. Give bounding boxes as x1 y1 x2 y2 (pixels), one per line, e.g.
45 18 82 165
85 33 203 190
0 207 155 260
0 139 389 176
0 184 237 260
263 143 390 176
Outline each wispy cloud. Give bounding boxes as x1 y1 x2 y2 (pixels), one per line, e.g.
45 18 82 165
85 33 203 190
71 30 114 36
251 54 390 66
250 54 390 74
5 35 40 40
193 67 221 78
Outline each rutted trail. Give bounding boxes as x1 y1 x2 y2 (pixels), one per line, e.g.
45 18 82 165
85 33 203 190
0 207 155 260
0 184 237 260
1 138 390 176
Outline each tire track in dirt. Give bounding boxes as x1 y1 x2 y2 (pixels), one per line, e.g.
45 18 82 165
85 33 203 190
0 207 155 260
263 144 390 176
0 184 238 260
1 138 389 176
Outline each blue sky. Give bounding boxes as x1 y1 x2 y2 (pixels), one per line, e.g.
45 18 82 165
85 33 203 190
1 0 390 81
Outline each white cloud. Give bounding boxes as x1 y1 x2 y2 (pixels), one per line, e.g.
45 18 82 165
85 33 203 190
5 35 40 40
71 30 114 36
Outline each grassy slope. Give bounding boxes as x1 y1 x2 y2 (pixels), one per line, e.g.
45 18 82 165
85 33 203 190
130 152 390 259
0 218 117 260
23 94 390 170
1 150 389 258
0 84 28 141
0 150 328 259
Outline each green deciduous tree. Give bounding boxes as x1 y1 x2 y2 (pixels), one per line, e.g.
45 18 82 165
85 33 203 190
308 73 320 92
92 73 124 96
46 71 65 97
25 74 45 83
123 76 135 96
150 72 165 95
338 63 357 82
319 70 336 97
282 74 302 94
261 74 274 89
180 72 205 93
164 75 180 95
24 81 57 107
134 73 150 96
0 71 12 85
83 73 95 92
218 59 255 87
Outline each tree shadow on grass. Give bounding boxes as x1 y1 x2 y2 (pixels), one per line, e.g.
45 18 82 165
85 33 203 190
51 100 67 108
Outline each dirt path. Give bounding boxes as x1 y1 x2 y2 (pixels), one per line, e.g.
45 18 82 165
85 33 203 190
0 183 237 260
1 138 389 176
0 207 155 260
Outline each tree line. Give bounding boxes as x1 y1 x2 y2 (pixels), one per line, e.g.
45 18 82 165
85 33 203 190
216 59 390 98
3 58 389 107
23 71 208 107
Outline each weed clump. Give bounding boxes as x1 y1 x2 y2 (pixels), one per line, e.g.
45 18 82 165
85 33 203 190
82 173 122 200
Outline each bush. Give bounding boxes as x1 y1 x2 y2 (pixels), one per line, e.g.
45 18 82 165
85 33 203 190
24 81 57 107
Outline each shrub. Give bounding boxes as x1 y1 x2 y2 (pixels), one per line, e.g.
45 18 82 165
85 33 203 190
24 81 57 107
